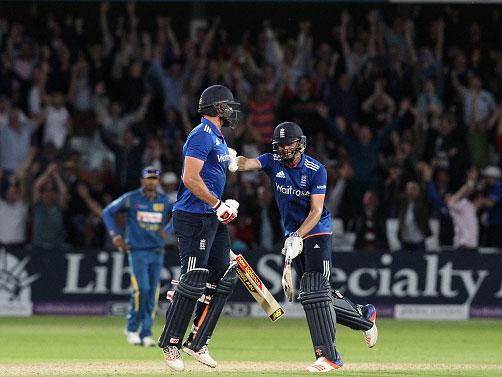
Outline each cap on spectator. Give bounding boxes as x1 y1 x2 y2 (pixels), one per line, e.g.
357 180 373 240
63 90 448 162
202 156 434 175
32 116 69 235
481 166 502 179
162 172 178 185
142 166 161 179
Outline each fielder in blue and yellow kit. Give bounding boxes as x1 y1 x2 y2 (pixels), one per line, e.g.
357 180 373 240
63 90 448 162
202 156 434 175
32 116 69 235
158 85 241 372
235 122 379 373
103 167 171 347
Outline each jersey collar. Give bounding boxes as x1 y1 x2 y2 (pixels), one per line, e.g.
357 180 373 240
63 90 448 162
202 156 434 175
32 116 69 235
290 154 305 169
140 187 158 200
201 117 224 139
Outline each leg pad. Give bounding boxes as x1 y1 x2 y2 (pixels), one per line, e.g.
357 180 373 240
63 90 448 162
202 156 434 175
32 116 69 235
158 268 209 348
299 272 337 362
186 263 238 351
333 290 373 331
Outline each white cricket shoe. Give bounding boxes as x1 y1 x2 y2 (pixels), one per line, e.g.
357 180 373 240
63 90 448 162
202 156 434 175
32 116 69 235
126 331 141 345
142 336 155 347
363 304 378 348
162 346 185 371
306 356 343 372
182 345 217 368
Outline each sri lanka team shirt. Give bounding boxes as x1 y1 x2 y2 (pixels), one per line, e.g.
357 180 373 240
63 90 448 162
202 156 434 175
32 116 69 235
173 118 230 214
257 153 333 238
103 189 171 250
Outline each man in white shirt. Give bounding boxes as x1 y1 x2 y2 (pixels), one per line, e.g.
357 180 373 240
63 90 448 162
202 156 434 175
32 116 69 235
0 107 40 172
0 178 29 246
443 169 485 250
43 92 70 149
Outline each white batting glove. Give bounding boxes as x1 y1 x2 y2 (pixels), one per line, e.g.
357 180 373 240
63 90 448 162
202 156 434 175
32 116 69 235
228 148 238 172
213 199 239 224
281 231 303 262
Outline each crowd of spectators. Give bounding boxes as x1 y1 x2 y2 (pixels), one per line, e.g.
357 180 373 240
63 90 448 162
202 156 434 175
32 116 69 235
0 2 501 253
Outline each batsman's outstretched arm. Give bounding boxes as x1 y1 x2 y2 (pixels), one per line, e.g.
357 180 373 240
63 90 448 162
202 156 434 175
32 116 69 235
236 156 262 171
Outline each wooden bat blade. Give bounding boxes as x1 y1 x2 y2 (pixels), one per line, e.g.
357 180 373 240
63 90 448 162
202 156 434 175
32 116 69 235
234 254 285 322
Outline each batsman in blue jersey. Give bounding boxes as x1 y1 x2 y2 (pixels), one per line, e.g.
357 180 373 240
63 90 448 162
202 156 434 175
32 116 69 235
158 85 241 372
234 122 378 372
103 167 171 348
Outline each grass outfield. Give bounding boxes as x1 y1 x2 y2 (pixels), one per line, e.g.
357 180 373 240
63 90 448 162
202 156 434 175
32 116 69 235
1 316 501 376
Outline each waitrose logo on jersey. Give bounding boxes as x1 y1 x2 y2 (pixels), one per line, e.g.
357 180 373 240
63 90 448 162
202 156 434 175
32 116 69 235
275 183 310 197
217 154 231 162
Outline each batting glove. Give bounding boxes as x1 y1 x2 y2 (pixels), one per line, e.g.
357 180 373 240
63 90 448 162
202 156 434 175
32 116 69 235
281 231 303 262
213 199 239 224
228 148 238 172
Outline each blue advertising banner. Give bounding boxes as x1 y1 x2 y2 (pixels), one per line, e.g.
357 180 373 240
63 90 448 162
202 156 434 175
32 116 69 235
1 246 501 319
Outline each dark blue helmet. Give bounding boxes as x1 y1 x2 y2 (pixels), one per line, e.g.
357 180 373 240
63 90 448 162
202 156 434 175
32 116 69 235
272 122 306 164
198 85 240 128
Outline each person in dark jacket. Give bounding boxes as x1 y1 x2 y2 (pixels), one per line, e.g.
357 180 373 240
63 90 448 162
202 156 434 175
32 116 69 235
398 180 431 251
353 190 388 251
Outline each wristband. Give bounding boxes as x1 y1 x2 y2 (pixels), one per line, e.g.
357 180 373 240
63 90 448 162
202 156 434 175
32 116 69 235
212 199 221 210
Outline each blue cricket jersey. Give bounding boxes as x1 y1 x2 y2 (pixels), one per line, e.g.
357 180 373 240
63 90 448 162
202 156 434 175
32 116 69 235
257 153 332 238
173 118 230 214
103 188 171 251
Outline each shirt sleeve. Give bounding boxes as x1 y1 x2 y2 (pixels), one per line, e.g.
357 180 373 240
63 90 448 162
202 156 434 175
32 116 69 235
103 193 131 238
310 166 328 195
257 153 274 175
185 131 213 161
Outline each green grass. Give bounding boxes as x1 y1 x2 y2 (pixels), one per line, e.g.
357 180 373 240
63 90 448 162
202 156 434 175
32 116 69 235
1 316 501 376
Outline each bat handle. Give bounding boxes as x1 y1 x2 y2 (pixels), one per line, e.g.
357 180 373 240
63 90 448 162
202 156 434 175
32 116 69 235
229 249 237 261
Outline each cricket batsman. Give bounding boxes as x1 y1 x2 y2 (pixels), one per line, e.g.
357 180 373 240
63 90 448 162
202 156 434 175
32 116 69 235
233 121 378 372
157 85 241 371
103 167 171 347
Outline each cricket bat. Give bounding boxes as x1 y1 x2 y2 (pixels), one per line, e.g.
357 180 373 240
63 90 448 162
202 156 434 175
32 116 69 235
230 251 285 322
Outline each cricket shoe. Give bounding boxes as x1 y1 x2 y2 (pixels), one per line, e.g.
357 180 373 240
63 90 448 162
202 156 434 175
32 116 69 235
162 346 184 371
125 331 141 345
182 344 217 368
363 304 378 348
306 355 343 372
142 336 155 347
